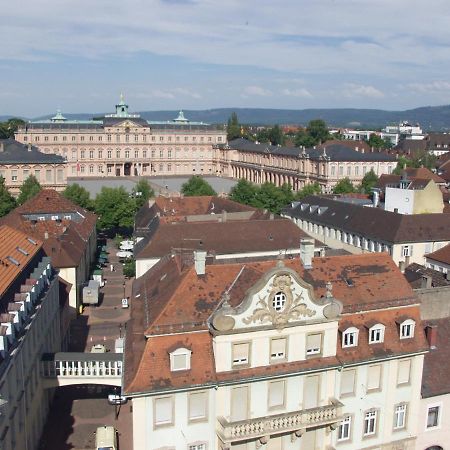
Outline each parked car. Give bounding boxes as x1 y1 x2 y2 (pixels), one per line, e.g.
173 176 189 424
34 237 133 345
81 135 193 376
121 297 129 308
95 425 117 450
108 394 127 405
91 344 107 353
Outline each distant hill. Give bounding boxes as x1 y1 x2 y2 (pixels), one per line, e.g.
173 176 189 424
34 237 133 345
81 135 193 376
19 104 450 130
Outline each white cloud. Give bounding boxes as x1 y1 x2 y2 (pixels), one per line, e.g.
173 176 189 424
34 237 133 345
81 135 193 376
281 88 313 98
406 81 450 93
342 83 385 98
133 88 201 100
242 85 272 97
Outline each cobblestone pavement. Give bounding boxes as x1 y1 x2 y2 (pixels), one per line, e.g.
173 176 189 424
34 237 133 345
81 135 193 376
39 238 134 450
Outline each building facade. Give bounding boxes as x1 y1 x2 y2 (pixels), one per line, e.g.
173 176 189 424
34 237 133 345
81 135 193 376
0 226 62 450
0 138 67 195
282 195 450 268
124 247 428 450
15 99 226 179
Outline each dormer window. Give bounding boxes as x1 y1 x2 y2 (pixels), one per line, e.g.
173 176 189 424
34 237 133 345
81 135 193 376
169 347 191 371
400 319 415 339
369 324 385 344
342 327 359 348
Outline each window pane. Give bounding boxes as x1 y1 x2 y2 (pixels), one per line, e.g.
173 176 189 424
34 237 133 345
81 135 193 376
270 338 286 360
233 343 249 365
231 386 248 421
397 360 411 385
172 353 187 371
268 380 285 409
303 375 320 409
189 392 207 420
340 369 356 396
155 397 172 424
427 406 439 428
306 333 321 354
367 365 381 390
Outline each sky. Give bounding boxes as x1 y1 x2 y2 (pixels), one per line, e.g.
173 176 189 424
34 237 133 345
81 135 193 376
2 0 450 117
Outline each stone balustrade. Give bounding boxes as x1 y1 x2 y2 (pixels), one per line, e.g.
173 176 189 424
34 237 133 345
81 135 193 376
217 399 343 443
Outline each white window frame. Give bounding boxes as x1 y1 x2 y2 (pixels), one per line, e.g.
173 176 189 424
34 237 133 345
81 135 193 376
363 410 378 436
306 333 322 356
400 319 415 339
272 292 286 312
369 324 385 344
169 347 191 372
393 404 407 430
270 337 287 361
401 245 412 257
338 415 352 441
188 443 206 450
342 327 359 348
153 396 174 428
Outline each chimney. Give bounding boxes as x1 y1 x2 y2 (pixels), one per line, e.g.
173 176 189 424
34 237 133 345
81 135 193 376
27 142 32 152
398 261 405 273
44 231 49 240
421 275 432 289
300 238 315 269
425 324 438 349
194 250 207 276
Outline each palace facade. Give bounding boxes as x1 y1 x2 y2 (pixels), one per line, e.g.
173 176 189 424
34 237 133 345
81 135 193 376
15 98 398 192
15 97 226 179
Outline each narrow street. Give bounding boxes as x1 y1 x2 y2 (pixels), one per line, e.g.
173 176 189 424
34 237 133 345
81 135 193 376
39 238 134 450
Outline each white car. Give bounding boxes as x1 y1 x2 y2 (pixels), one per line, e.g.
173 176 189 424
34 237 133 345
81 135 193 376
121 298 129 308
107 394 127 405
91 344 107 353
116 250 133 259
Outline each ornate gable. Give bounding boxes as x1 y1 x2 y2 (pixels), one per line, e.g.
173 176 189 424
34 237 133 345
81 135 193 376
211 262 342 333
116 119 143 128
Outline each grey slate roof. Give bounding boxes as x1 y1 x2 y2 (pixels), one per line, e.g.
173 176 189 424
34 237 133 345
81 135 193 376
282 195 450 244
228 138 396 162
0 139 65 164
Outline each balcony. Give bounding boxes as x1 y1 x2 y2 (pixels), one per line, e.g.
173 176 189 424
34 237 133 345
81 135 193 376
217 399 343 443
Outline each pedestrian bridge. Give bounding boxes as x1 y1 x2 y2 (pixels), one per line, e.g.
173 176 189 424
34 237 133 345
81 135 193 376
41 352 122 388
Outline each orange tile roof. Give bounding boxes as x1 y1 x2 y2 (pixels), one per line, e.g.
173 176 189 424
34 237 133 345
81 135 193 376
425 243 450 265
0 225 42 298
124 252 425 394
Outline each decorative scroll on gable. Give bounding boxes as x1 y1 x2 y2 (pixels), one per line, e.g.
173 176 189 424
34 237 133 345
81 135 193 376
211 262 342 332
116 119 144 128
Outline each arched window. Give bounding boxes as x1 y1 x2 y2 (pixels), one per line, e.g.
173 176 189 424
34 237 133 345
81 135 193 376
400 319 415 339
368 324 385 344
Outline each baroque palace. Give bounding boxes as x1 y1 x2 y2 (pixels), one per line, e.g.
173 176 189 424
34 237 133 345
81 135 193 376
15 97 397 191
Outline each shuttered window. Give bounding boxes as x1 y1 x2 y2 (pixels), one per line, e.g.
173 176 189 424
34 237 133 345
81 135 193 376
232 343 250 366
154 397 173 426
268 380 285 409
189 392 208 421
230 386 248 421
340 369 356 396
397 360 411 385
303 375 320 409
306 333 322 355
367 365 381 391
270 338 287 360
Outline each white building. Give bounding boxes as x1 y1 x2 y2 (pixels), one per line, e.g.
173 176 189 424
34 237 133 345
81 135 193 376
123 244 429 449
381 122 425 146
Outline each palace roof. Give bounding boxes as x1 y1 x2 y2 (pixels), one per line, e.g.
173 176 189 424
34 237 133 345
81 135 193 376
0 139 65 164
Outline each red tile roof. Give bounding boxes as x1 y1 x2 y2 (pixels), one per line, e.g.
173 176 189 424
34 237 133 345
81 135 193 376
425 243 450 266
0 225 43 297
0 189 96 268
124 252 425 394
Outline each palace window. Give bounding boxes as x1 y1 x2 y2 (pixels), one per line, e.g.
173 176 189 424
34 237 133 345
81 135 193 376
107 134 111 142
394 404 407 429
338 415 352 441
143 150 147 158
125 134 129 142
160 150 164 158
89 165 94 174
169 348 191 371
272 292 286 311
306 333 322 356
134 135 138 142
80 150 85 159
400 319 415 339
116 150 120 158
151 150 155 158
232 342 250 366
80 136 84 141
342 327 359 348
80 165 85 173
89 136 94 141
135 150 139 159
62 136 67 141
89 150 94 159
107 150 112 159
53 136 58 141
369 324 385 344
72 136 76 141
363 410 377 436
167 164 172 172
125 150 130 159
98 136 102 141
270 337 287 361
160 136 164 141
11 170 18 182
98 150 103 159
168 150 172 158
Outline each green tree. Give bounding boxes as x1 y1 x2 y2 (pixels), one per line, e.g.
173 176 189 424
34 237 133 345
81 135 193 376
333 177 355 194
306 119 330 144
63 183 93 209
295 182 322 199
132 178 155 209
0 177 16 217
95 186 137 233
366 133 392 149
268 125 285 146
0 118 26 139
227 112 241 141
17 175 41 205
359 169 379 194
229 178 258 205
294 130 317 148
253 182 293 214
181 176 217 196
123 258 136 278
